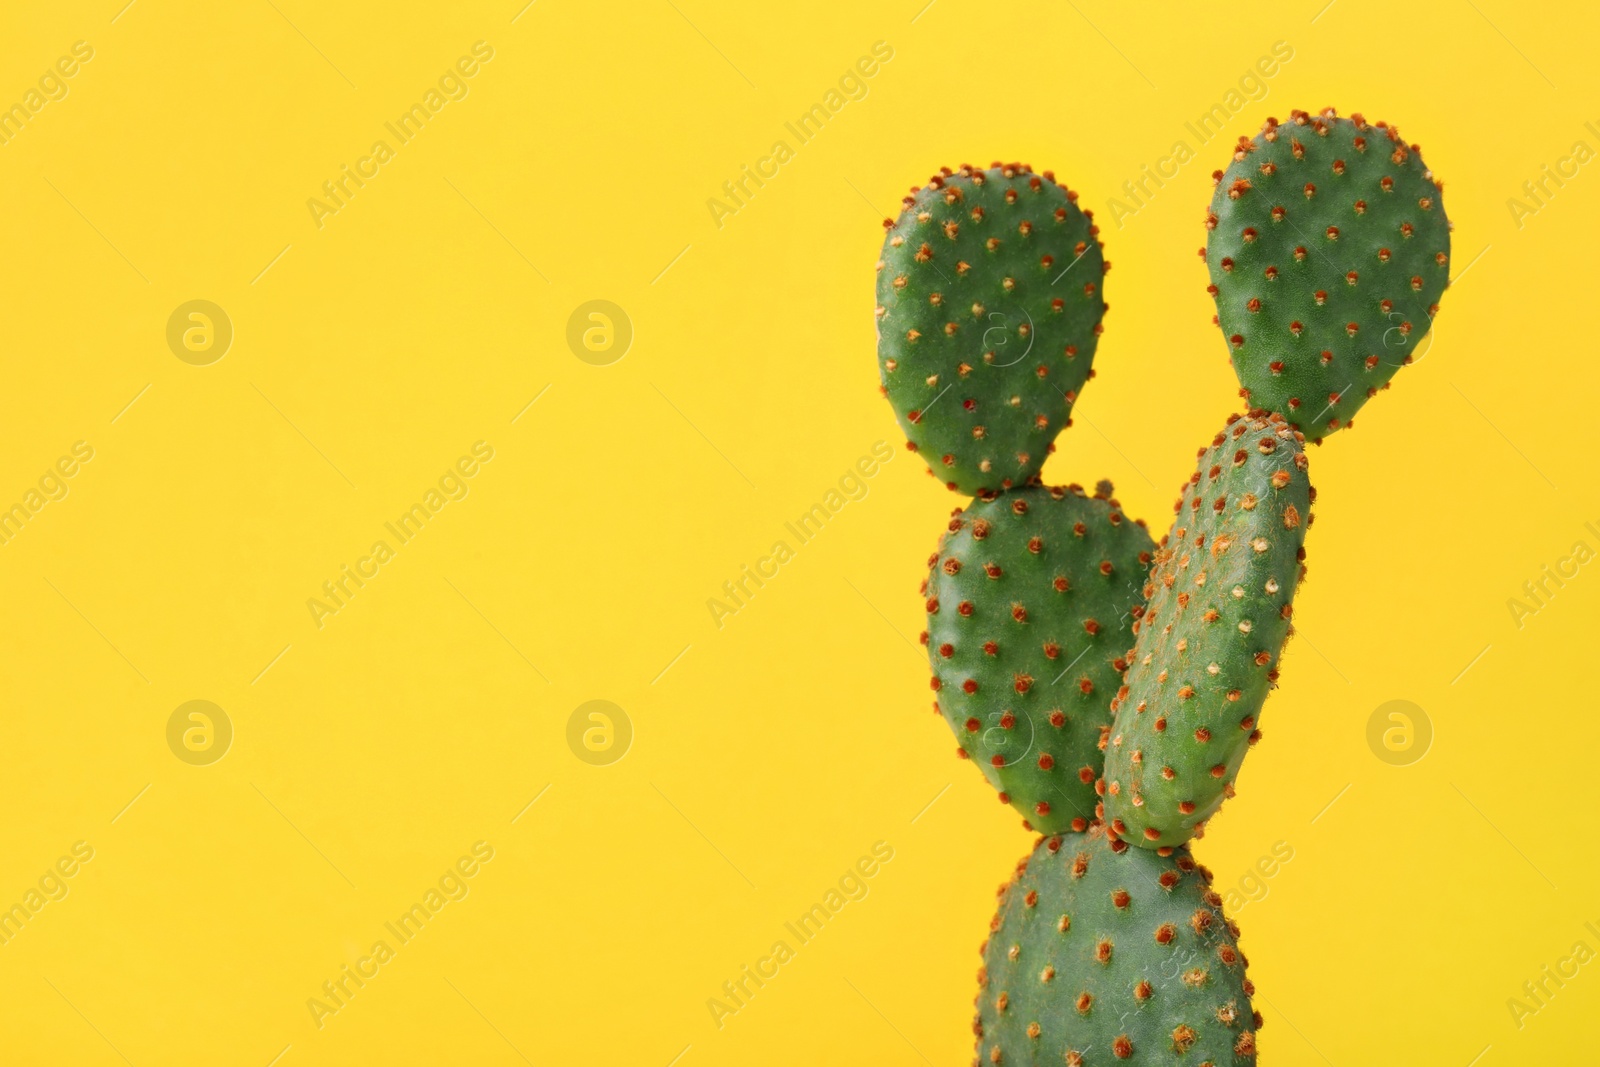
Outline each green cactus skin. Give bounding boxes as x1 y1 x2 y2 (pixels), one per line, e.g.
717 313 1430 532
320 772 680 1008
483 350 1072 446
1102 413 1312 850
877 163 1108 495
924 482 1154 833
974 825 1259 1066
1205 108 1450 443
921 479 1158 838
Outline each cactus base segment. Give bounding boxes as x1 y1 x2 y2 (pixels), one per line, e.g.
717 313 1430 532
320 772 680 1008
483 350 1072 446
976 826 1259 1065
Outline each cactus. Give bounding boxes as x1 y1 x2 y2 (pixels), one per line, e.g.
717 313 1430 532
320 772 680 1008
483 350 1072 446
1102 412 1312 849
974 825 1258 1065
1205 108 1450 442
876 163 1108 495
925 482 1154 833
874 115 1442 1059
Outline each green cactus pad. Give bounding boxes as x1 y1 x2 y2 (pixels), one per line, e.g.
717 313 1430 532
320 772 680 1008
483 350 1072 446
877 163 1108 495
1102 413 1311 849
1205 109 1450 442
975 826 1259 1065
924 482 1153 834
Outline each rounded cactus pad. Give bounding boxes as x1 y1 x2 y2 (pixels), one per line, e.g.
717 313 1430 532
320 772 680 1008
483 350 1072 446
975 826 1259 1065
1205 108 1450 442
877 163 1108 495
1103 413 1311 849
924 482 1153 834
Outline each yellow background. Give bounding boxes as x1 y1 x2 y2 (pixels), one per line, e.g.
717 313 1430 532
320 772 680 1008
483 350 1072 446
0 0 1593 1063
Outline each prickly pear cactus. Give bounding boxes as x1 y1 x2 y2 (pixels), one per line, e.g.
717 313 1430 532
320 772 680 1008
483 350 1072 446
924 481 1154 833
1102 413 1312 849
876 163 1108 495
1205 108 1450 442
975 826 1259 1065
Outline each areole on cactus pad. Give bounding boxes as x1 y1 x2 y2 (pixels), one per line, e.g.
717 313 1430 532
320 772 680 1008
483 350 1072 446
876 163 1108 495
1205 108 1451 442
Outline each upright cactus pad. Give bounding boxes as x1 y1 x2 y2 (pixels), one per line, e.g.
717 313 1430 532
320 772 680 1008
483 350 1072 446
877 163 1108 495
975 826 1258 1065
1103 413 1312 849
1206 109 1450 442
925 482 1154 833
